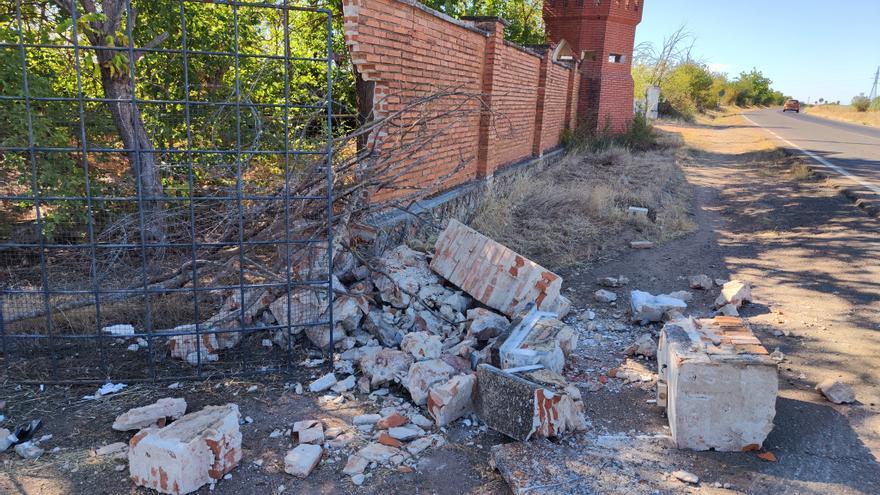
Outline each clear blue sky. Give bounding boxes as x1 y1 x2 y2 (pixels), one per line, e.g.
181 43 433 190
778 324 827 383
634 0 880 104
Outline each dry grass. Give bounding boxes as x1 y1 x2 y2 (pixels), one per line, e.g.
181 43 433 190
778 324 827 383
805 105 880 128
470 144 694 269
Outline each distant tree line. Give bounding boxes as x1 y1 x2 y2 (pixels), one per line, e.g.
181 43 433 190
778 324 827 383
631 26 786 121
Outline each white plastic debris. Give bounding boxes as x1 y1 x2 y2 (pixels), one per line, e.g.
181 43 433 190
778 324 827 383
101 324 135 336
83 382 127 400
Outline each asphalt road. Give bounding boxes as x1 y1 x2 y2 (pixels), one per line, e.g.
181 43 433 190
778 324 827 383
744 108 880 199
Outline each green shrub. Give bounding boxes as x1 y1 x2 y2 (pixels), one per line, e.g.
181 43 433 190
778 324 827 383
564 113 657 153
852 95 871 112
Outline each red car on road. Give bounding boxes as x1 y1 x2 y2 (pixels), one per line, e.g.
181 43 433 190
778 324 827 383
783 99 800 113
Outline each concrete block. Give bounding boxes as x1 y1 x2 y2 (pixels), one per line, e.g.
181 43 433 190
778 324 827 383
129 404 242 494
112 398 187 431
657 316 778 451
401 331 442 361
405 359 455 405
497 307 576 374
284 444 323 478
427 373 475 426
430 220 567 318
475 364 586 441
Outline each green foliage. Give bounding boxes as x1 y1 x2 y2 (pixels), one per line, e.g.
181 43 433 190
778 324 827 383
852 94 871 112
658 63 715 121
730 69 784 107
421 0 545 45
871 97 880 111
563 113 657 153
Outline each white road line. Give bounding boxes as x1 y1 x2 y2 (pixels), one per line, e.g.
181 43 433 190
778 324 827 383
742 113 880 195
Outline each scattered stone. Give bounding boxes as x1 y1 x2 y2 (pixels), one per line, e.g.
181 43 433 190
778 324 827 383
816 379 856 404
351 473 365 485
466 308 510 341
770 348 785 363
361 349 414 387
657 317 777 451
128 404 242 494
715 278 728 287
593 289 617 303
630 290 687 324
330 433 356 449
112 397 187 431
597 275 629 288
405 359 456 405
673 470 700 484
343 454 368 475
127 344 140 352
0 428 13 452
83 382 127 400
627 206 649 218
406 436 434 455
331 375 356 393
475 364 586 441
293 420 324 445
353 414 381 426
688 274 713 290
717 303 739 316
377 432 403 448
355 442 399 463
757 451 778 462
261 339 273 348
427 374 475 426
376 413 408 430
388 426 424 441
430 220 569 317
715 280 752 309
625 333 656 358
284 444 323 478
630 240 654 249
409 413 434 429
95 442 128 458
401 332 442 361
309 373 337 393
15 441 43 460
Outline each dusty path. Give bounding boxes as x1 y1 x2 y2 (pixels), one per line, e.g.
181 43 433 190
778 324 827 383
546 111 880 494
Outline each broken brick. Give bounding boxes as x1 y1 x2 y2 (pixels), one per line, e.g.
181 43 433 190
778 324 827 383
128 404 241 495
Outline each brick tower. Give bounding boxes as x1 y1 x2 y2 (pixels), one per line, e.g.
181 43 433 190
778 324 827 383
544 0 644 133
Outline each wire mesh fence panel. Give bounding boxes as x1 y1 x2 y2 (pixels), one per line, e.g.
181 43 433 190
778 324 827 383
0 0 335 383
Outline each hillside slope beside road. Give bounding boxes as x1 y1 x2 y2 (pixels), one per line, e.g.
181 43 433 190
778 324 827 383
743 108 880 210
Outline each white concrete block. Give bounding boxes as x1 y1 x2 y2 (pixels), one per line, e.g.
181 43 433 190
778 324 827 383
657 316 778 452
129 404 241 494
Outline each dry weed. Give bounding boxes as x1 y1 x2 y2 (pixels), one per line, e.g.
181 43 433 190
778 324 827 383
471 146 694 269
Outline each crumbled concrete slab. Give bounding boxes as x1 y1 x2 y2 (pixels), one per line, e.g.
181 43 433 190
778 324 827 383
292 420 324 445
284 444 323 478
128 404 242 494
816 379 856 404
15 441 43 459
466 308 509 341
0 428 12 452
427 374 475 426
430 220 568 317
112 398 187 431
630 290 687 324
309 373 337 393
497 308 577 374
598 275 629 288
475 364 586 441
630 240 654 249
657 316 778 451
405 359 456 405
355 442 399 463
688 274 713 290
401 331 442 361
714 280 752 308
594 289 618 303
343 454 368 475
361 349 413 387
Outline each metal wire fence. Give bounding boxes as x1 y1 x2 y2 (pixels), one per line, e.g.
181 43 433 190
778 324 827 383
0 0 335 383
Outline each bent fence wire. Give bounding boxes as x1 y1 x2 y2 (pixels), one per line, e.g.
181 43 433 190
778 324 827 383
0 1 335 383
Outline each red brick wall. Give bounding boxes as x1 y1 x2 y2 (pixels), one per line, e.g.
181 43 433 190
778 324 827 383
343 0 582 203
544 0 644 133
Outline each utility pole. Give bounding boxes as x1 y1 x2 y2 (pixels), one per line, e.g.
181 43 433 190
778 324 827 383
870 66 879 101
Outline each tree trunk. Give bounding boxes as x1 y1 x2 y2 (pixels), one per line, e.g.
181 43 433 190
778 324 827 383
100 66 165 240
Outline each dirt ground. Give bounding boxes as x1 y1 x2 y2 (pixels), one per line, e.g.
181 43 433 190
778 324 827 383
2 110 879 494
